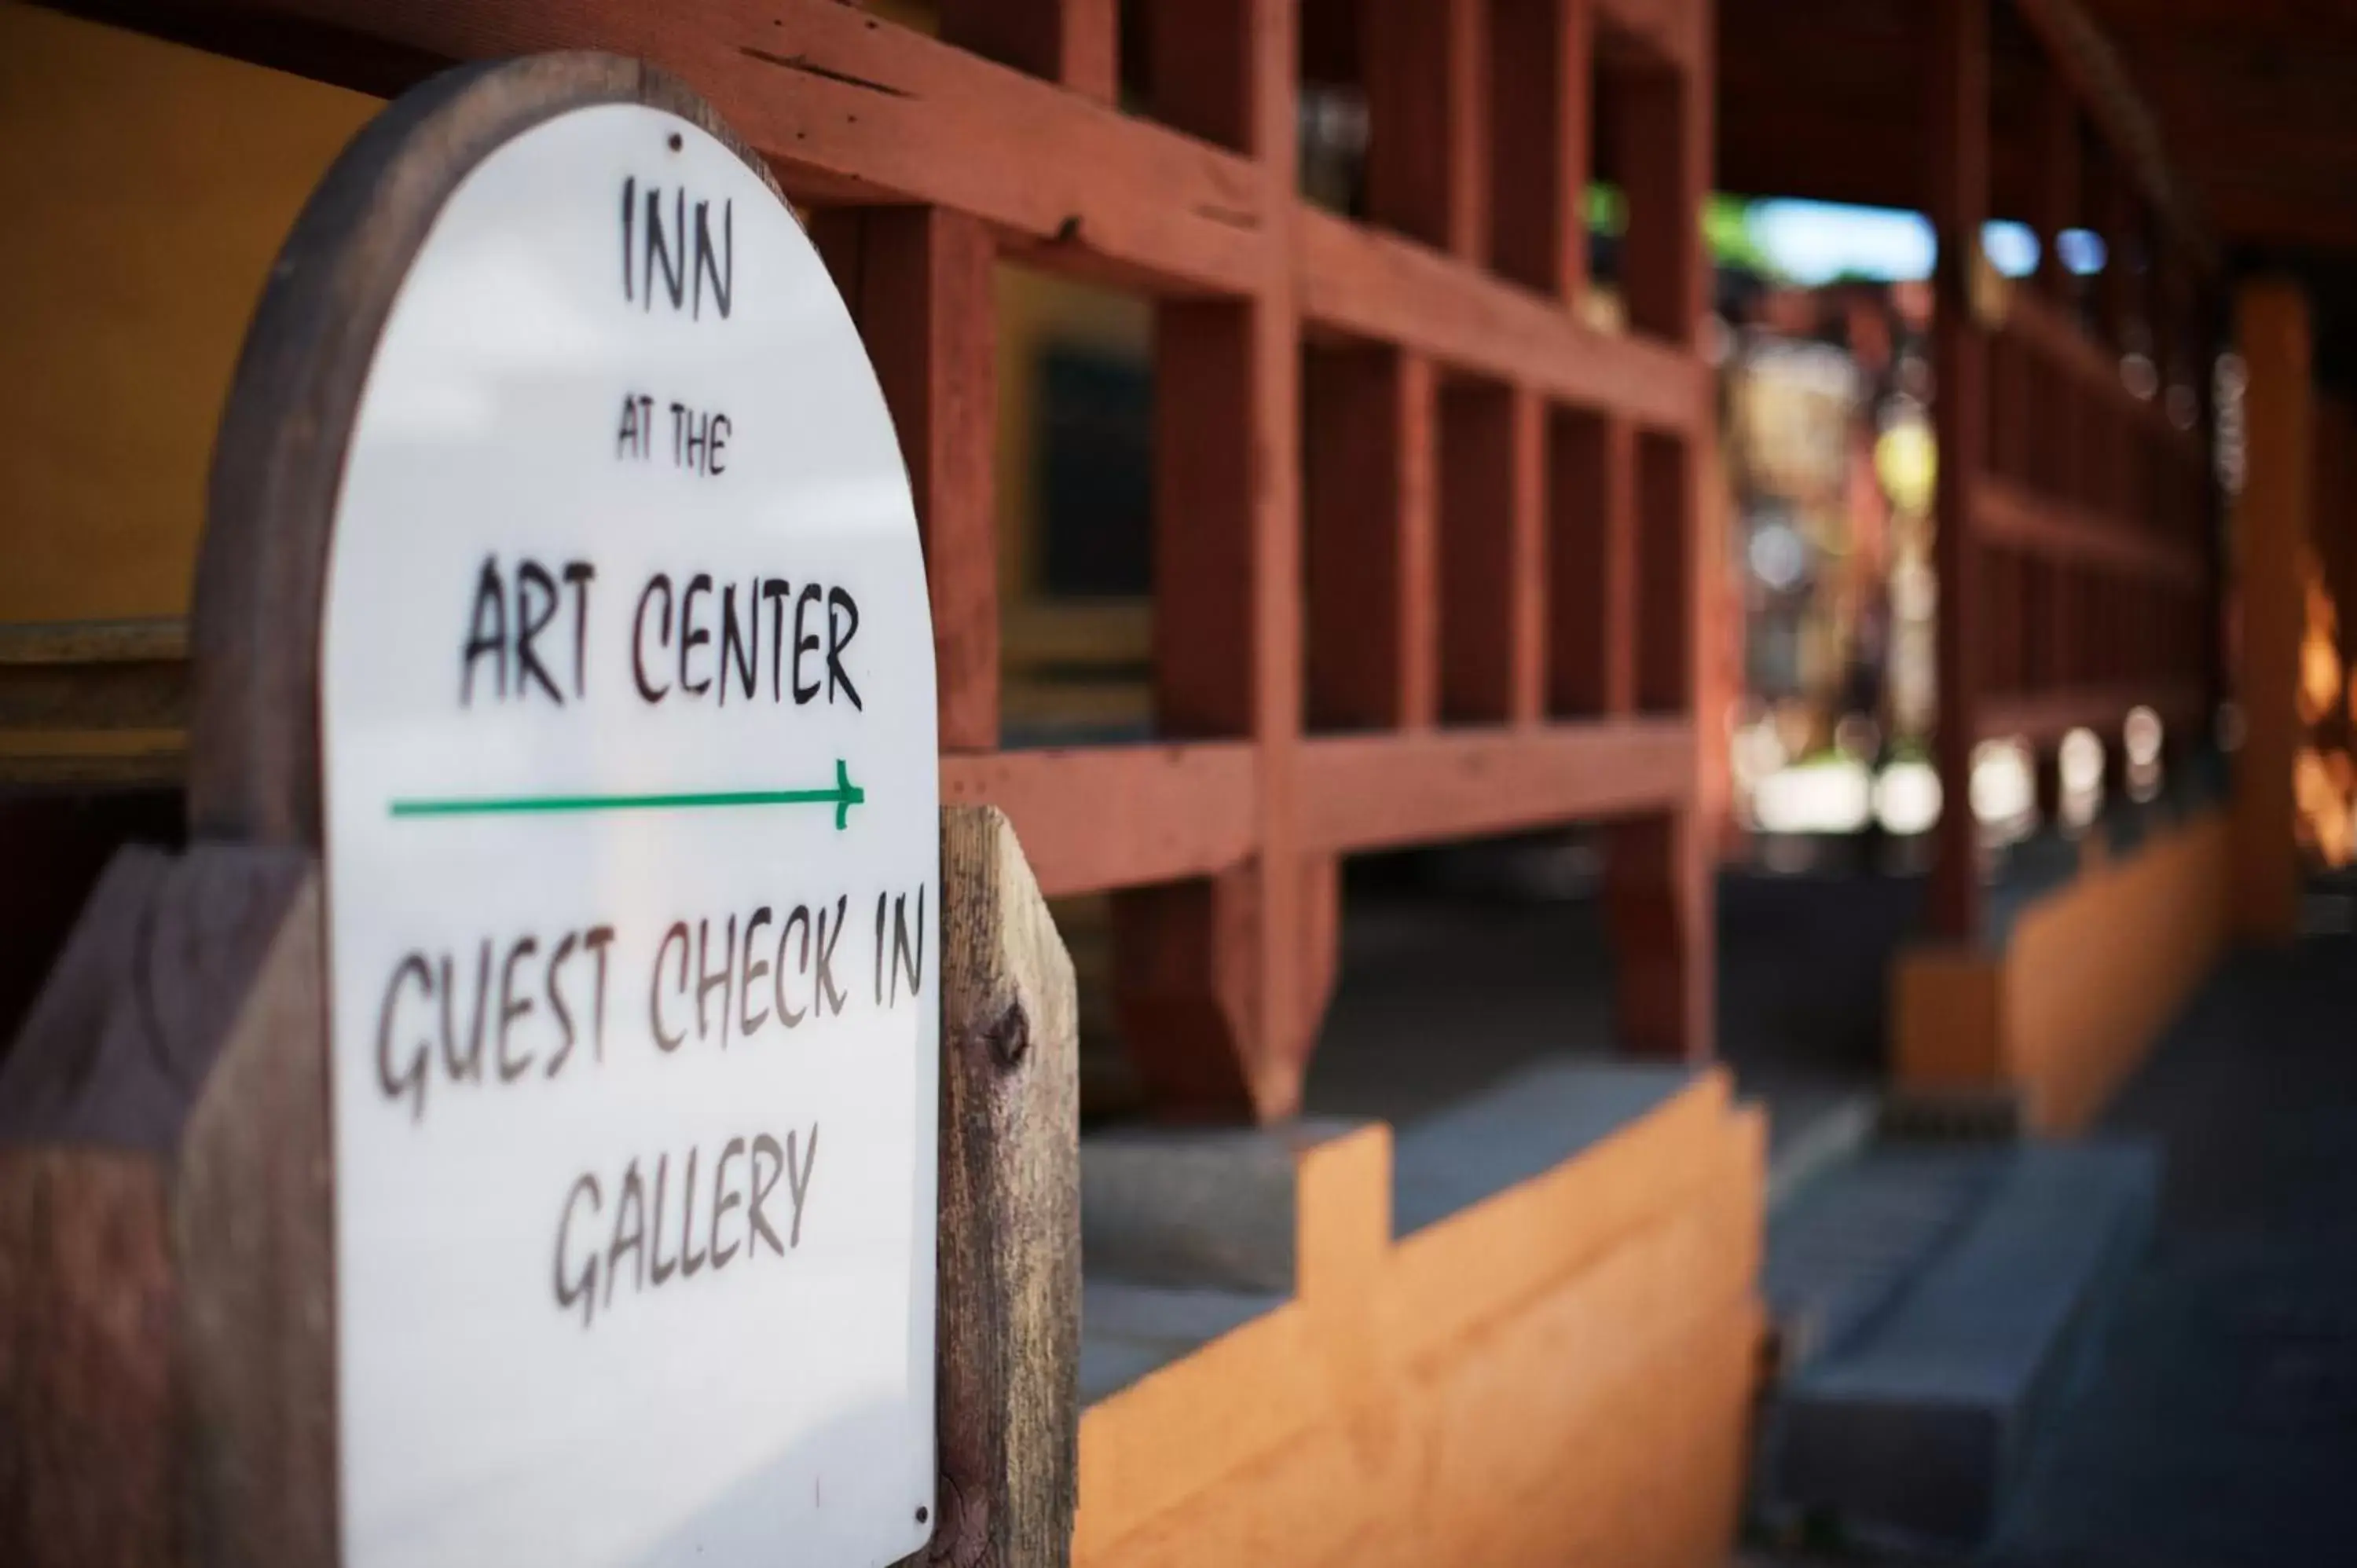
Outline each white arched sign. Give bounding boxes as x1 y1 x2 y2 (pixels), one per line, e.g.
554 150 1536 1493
214 57 938 1568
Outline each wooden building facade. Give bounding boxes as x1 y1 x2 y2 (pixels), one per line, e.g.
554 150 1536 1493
2 0 2344 1563
0 0 1722 1126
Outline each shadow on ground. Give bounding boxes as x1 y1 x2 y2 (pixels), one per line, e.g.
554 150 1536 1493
1984 929 2357 1567
1303 863 1922 1136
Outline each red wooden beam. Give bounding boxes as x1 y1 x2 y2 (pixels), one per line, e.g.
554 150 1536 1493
810 206 1001 752
187 0 1269 296
1975 476 2205 587
1296 720 1692 854
941 744 1256 895
1927 0 1990 941
2003 289 2187 447
1978 682 2207 745
1297 207 1706 430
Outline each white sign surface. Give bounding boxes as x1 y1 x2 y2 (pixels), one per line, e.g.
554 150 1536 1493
320 102 937 1568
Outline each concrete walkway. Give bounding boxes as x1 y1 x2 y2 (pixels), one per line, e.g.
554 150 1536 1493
1984 929 2357 1566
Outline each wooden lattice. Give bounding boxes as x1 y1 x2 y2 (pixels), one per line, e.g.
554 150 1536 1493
39 0 1720 1120
1926 0 2223 937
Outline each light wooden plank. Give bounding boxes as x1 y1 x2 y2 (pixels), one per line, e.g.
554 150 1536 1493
936 804 1080 1568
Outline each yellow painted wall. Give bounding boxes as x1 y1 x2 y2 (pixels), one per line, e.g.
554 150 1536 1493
0 7 1150 719
992 266 1150 600
1076 1072 1764 1568
992 266 1154 727
1895 809 2231 1133
0 4 377 625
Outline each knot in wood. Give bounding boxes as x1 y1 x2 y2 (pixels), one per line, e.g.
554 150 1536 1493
982 999 1030 1068
922 1472 989 1567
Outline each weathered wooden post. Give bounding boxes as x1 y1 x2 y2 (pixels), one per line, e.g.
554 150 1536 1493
0 53 1075 1568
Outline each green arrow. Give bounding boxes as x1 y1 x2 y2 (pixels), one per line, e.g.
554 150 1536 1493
390 757 866 830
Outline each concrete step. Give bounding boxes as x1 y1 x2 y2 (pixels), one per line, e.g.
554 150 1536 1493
1763 1144 2003 1372
1761 1086 1882 1218
1758 1140 2160 1555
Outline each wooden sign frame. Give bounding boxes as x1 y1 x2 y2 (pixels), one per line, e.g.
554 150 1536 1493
0 51 1076 1568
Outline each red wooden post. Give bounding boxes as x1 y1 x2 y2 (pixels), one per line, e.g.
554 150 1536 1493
1606 810 1714 1058
1116 299 1277 1112
1635 430 1695 716
2154 245 2190 408
1927 0 1989 941
1138 0 1251 152
1506 387 1550 724
1304 346 1439 730
810 206 1002 753
1600 18 1714 1060
1615 64 1699 343
1549 410 1637 718
1439 379 1546 723
942 0 1120 104
1363 0 1489 258
2094 157 2141 357
1989 332 2031 488
1490 0 1592 303
1114 0 1314 1119
2035 67 2077 305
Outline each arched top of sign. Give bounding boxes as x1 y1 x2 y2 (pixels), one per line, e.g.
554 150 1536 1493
192 53 810 846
